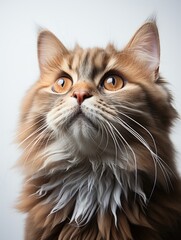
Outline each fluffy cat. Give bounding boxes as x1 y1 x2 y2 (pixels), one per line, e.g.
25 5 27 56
16 20 181 240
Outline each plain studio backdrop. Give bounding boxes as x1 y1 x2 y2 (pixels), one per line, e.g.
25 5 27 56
0 0 180 239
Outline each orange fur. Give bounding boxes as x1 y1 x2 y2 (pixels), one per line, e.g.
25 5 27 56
16 21 181 239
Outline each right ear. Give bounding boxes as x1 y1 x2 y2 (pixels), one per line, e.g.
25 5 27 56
38 30 68 72
124 21 160 80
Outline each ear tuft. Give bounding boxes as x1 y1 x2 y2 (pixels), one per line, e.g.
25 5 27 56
38 30 68 72
125 21 160 77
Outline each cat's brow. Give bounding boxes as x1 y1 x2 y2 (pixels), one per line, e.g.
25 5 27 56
71 49 110 81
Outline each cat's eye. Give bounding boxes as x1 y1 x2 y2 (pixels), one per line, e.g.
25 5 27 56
52 77 72 94
102 75 124 91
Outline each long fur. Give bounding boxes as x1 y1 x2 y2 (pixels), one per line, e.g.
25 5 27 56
16 21 181 240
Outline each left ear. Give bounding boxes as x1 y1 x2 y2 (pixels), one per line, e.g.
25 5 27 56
125 21 160 80
37 30 68 73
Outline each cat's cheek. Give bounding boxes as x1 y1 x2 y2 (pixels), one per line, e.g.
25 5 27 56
45 101 78 133
46 112 58 133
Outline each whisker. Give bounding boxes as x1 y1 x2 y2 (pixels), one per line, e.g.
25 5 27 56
32 128 55 164
116 109 158 155
104 121 119 162
22 124 49 166
108 121 138 198
43 128 55 152
104 120 130 167
97 123 109 152
16 116 46 139
113 113 174 197
17 121 47 148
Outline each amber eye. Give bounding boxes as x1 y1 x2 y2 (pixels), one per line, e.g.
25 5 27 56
102 75 124 91
52 77 72 94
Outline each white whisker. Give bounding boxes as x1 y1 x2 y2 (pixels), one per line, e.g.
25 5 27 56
113 111 174 198
116 108 158 154
108 121 139 199
17 121 47 148
22 124 49 166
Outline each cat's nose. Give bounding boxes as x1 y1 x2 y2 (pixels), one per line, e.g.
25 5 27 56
72 90 92 105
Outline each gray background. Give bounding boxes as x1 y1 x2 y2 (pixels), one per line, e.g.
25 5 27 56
0 0 180 239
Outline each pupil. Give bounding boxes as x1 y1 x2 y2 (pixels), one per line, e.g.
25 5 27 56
58 79 65 87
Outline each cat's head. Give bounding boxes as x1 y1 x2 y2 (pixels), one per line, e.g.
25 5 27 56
17 21 177 182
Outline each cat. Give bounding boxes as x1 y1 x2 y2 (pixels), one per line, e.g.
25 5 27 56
16 20 181 240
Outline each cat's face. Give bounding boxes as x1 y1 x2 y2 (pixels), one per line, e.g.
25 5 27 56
42 47 147 155
17 22 176 179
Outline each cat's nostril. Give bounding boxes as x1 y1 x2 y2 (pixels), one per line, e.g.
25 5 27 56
72 91 92 105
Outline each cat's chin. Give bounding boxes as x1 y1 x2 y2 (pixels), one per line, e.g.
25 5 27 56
70 114 97 137
71 112 96 128
68 114 99 153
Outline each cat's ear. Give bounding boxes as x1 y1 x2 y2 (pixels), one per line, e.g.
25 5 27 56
125 21 160 80
38 30 68 72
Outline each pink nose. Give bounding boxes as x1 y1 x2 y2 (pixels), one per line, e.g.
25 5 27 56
72 90 92 105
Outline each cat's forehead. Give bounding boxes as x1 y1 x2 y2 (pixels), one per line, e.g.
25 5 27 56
64 46 117 81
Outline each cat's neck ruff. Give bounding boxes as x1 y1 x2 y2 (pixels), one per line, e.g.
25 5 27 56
33 139 146 226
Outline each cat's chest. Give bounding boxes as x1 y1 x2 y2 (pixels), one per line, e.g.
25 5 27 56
33 154 146 226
